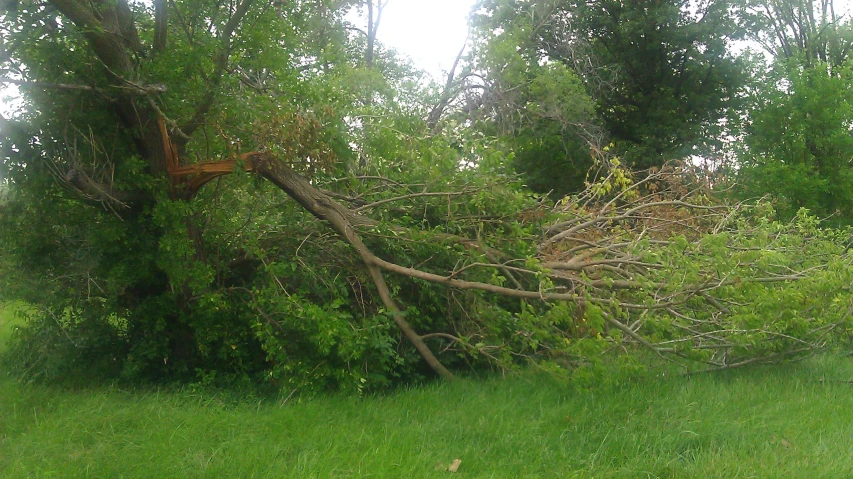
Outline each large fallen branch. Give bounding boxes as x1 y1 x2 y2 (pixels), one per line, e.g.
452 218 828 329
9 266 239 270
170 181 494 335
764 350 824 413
167 140 852 375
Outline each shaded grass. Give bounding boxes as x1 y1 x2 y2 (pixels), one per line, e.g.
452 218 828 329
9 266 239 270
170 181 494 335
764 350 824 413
0 301 23 352
3 301 853 478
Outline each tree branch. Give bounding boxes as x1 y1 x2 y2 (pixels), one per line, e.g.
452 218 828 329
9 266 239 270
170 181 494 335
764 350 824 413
178 0 257 141
427 38 469 133
354 189 474 212
249 154 455 379
0 78 98 92
153 0 168 52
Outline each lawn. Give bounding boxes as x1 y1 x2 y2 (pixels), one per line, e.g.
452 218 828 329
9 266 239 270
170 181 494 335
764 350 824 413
2 303 853 478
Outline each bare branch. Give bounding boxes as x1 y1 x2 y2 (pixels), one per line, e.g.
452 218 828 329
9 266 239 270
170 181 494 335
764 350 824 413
354 189 474 212
426 36 470 132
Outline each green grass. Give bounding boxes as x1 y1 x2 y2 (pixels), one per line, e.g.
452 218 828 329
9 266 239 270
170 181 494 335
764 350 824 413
0 301 23 352
3 302 853 478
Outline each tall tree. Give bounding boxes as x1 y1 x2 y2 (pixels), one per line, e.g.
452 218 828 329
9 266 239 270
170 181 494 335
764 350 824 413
473 0 748 171
738 65 853 222
465 5 602 197
0 0 464 383
734 0 853 223
740 0 853 69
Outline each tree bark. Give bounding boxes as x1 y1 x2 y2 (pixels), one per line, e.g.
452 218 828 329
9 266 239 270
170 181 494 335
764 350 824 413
154 0 168 52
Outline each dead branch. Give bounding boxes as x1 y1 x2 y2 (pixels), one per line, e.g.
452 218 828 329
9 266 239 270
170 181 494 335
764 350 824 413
426 37 470 133
354 189 476 212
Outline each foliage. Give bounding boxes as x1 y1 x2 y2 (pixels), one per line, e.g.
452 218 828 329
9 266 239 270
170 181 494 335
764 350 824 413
467 8 600 196
736 62 853 224
737 0 853 70
524 165 853 373
0 0 851 394
472 0 748 169
731 0 853 225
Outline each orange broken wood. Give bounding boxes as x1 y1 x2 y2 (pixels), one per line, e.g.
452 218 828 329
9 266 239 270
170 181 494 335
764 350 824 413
158 115 261 194
158 116 180 175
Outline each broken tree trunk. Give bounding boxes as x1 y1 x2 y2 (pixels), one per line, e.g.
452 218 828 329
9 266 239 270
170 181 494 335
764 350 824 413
169 150 455 380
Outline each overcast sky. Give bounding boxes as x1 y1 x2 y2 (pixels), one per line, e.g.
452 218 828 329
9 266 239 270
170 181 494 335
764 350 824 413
372 0 478 78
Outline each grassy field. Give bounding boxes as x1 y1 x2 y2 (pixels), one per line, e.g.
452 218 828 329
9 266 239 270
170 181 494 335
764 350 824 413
2 304 853 478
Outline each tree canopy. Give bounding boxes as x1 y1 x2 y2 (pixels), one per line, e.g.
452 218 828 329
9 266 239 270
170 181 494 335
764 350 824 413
733 0 853 224
471 0 748 175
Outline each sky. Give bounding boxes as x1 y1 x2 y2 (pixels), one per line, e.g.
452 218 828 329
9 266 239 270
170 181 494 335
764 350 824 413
370 0 478 78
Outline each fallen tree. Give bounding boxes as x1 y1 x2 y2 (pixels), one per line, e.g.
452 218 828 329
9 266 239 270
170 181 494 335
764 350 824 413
238 157 853 376
1 0 851 389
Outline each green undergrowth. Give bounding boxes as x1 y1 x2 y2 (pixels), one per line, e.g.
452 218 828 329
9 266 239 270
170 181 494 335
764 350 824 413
0 301 23 352
3 303 853 478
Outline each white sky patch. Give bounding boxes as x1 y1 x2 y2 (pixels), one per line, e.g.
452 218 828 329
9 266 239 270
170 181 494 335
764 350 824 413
375 0 477 78
1 84 22 114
